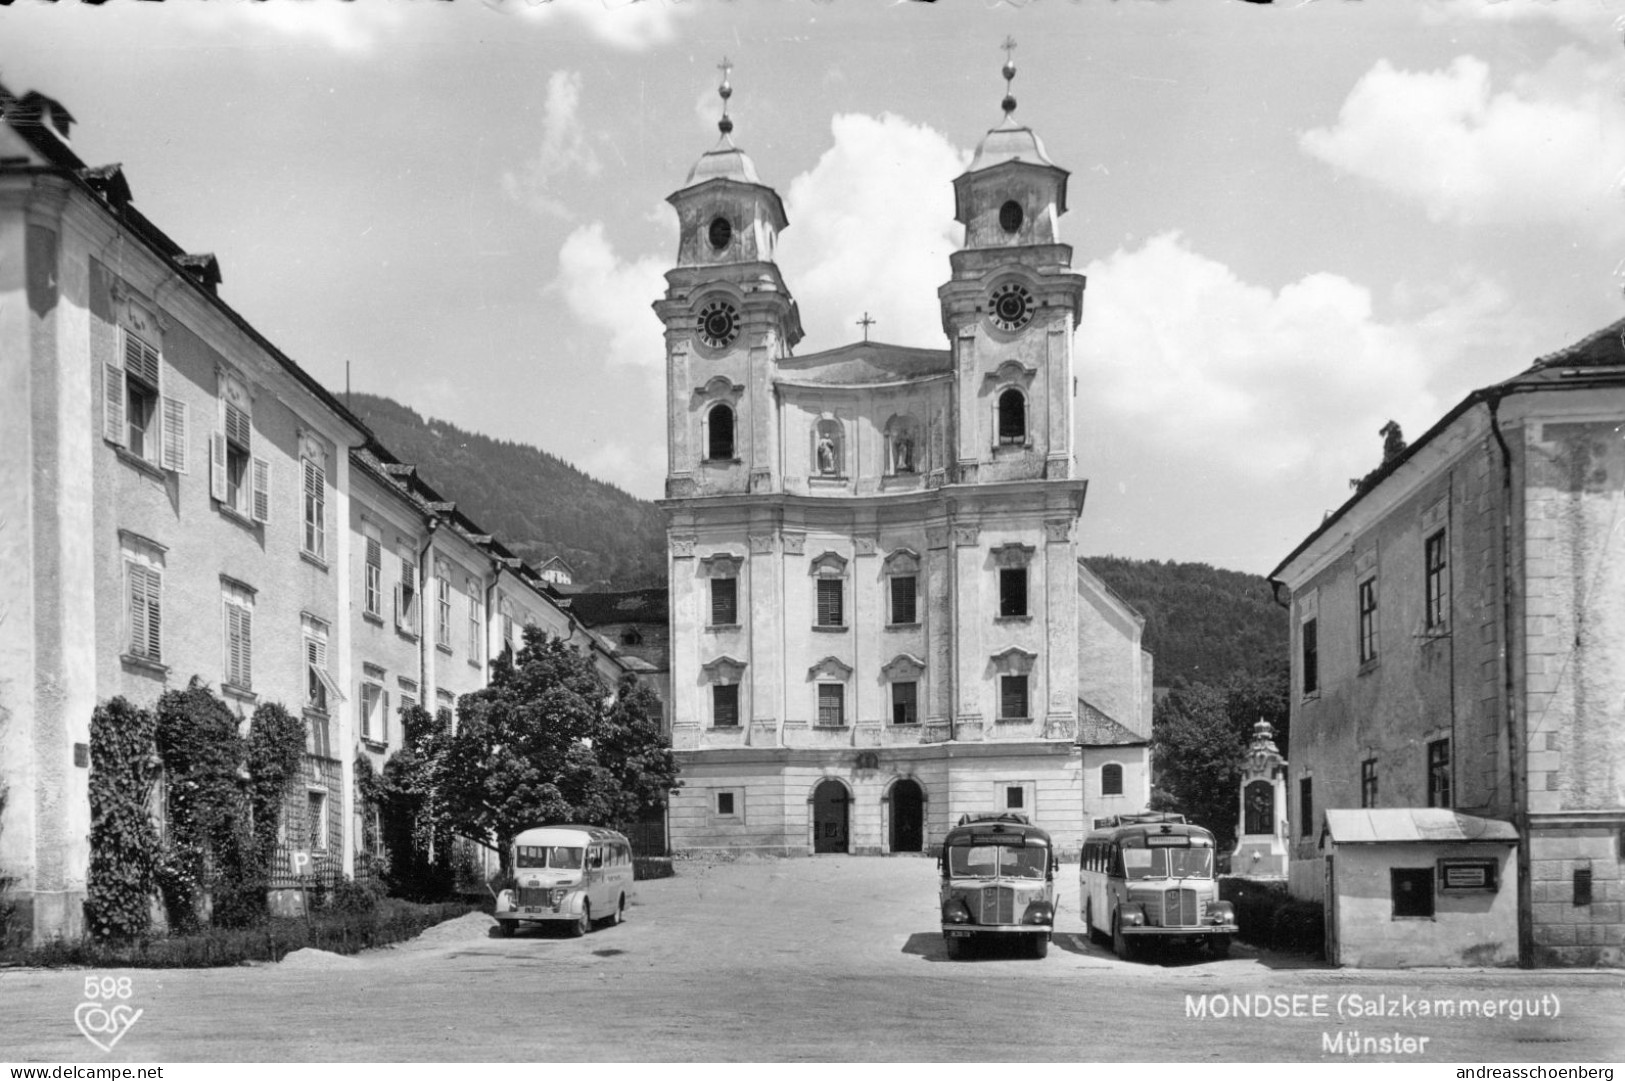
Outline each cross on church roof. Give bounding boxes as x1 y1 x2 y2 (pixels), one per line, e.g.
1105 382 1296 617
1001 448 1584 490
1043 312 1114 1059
857 312 876 342
716 57 735 136
1001 37 1018 118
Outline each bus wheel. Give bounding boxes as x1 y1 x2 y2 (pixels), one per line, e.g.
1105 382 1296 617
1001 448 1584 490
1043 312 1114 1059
571 902 591 937
1207 936 1231 960
612 895 626 926
1112 915 1136 962
944 935 963 961
497 920 515 938
1031 934 1049 960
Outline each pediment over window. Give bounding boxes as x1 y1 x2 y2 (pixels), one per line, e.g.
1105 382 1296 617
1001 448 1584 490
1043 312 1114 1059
693 374 745 401
701 655 747 683
983 359 1037 387
809 551 849 578
991 542 1036 568
700 552 744 578
881 653 926 680
883 548 920 576
808 656 853 681
989 646 1037 676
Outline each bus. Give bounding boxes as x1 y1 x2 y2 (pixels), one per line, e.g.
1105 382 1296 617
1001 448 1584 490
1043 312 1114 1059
1079 814 1237 961
939 812 1057 960
493 825 634 937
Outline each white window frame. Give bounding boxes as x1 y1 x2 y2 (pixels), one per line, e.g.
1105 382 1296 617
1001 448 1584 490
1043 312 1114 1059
302 614 343 714
121 534 166 664
212 373 268 523
222 579 255 691
436 563 452 650
467 576 482 664
363 523 383 618
302 454 327 561
106 326 188 474
360 666 388 745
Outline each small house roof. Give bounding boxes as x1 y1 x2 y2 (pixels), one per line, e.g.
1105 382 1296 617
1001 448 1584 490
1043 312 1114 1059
1322 808 1518 846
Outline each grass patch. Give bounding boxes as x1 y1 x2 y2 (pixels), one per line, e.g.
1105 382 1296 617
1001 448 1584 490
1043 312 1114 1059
0 899 476 969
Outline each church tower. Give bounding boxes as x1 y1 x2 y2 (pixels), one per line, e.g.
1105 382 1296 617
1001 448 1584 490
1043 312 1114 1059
654 62 802 500
939 44 1085 485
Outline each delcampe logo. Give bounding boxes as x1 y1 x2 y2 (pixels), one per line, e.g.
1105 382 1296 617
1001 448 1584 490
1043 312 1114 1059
75 976 143 1052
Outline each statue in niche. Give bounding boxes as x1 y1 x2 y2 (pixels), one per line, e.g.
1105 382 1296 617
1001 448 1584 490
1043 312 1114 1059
1244 780 1274 837
894 430 916 473
816 429 838 475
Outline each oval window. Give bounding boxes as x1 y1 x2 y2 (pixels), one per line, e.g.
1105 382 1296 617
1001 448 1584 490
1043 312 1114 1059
708 216 733 251
999 200 1023 234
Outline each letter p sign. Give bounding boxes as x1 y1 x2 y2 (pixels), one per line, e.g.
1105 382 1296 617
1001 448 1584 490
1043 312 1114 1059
290 850 312 875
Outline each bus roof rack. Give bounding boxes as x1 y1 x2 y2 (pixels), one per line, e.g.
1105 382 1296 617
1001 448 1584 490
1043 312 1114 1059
957 811 1032 827
1093 812 1187 828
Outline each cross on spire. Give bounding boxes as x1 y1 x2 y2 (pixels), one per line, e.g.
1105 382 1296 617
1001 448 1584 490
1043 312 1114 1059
717 57 735 136
857 312 876 342
1000 37 1018 118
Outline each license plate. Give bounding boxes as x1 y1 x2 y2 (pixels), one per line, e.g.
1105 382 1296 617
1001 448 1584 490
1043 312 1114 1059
523 906 541 913
945 929 973 938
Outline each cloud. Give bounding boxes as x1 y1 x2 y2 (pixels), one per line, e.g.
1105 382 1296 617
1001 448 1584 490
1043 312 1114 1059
1419 0 1617 34
183 0 408 54
506 0 690 51
551 221 668 372
1300 51 1625 233
501 70 602 219
779 113 967 350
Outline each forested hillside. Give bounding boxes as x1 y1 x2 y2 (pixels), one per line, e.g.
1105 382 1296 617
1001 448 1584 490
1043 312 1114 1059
349 394 667 588
1083 556 1287 685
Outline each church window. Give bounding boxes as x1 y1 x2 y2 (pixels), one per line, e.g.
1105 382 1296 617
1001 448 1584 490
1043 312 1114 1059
817 683 846 726
1301 617 1319 695
711 577 738 626
712 684 740 728
997 388 1027 445
999 675 1029 720
1361 759 1378 808
999 199 1023 234
708 216 732 251
706 403 736 461
999 567 1028 618
1427 739 1451 808
890 575 917 625
816 578 844 627
1357 575 1378 664
891 681 918 725
1101 763 1123 797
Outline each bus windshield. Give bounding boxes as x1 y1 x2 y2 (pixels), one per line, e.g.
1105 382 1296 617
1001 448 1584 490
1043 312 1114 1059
1120 844 1213 880
515 845 585 870
948 844 1048 879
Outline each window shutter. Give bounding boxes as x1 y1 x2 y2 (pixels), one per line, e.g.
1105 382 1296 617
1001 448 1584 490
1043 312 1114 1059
123 330 160 387
891 575 916 624
394 581 406 631
128 565 148 658
251 458 270 523
143 568 162 661
210 432 228 502
104 364 127 446
161 397 188 473
225 403 252 449
381 689 390 743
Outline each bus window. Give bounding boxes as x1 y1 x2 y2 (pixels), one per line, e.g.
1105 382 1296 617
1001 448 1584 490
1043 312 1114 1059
1001 847 1048 879
1123 847 1155 879
549 846 584 870
948 846 999 877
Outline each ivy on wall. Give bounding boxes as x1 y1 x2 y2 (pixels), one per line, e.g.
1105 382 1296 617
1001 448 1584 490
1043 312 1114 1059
245 702 304 881
83 697 160 940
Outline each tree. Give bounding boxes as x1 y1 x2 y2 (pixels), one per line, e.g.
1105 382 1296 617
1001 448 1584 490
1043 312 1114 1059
439 629 677 875
1150 667 1289 852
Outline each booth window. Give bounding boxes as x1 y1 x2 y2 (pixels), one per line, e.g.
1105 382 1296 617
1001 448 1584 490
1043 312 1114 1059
1391 867 1435 919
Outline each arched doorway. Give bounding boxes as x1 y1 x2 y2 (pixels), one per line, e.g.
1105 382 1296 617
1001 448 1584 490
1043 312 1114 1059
812 779 849 853
889 778 924 853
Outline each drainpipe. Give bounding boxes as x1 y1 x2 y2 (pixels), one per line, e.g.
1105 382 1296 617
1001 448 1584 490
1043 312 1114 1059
418 519 438 726
1486 390 1533 968
485 559 502 669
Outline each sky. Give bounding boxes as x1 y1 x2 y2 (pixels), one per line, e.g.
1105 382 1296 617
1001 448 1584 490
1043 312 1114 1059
4 0 1623 576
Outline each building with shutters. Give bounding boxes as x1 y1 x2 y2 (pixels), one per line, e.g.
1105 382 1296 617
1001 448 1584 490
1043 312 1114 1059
1269 321 1625 967
658 63 1153 857
0 82 642 941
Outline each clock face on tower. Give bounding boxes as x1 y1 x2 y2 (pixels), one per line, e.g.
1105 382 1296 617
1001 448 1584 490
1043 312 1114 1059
697 299 741 350
988 281 1035 333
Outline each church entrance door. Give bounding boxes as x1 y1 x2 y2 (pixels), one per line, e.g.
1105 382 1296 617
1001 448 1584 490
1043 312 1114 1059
889 779 924 853
812 780 849 853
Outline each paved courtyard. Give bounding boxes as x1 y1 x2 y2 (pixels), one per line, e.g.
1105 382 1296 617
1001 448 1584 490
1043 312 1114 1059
1 855 1622 1062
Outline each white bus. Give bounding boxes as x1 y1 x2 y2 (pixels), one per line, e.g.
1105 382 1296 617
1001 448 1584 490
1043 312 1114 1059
493 825 634 937
1079 814 1236 961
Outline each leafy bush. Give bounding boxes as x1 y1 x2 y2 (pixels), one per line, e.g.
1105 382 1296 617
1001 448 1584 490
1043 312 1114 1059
83 698 160 940
633 857 675 881
1218 876 1324 957
0 899 476 968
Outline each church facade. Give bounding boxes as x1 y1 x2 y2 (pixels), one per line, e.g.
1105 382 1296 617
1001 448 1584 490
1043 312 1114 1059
657 67 1153 857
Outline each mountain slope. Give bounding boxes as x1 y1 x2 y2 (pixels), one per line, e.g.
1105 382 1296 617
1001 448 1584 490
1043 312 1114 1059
348 393 667 588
